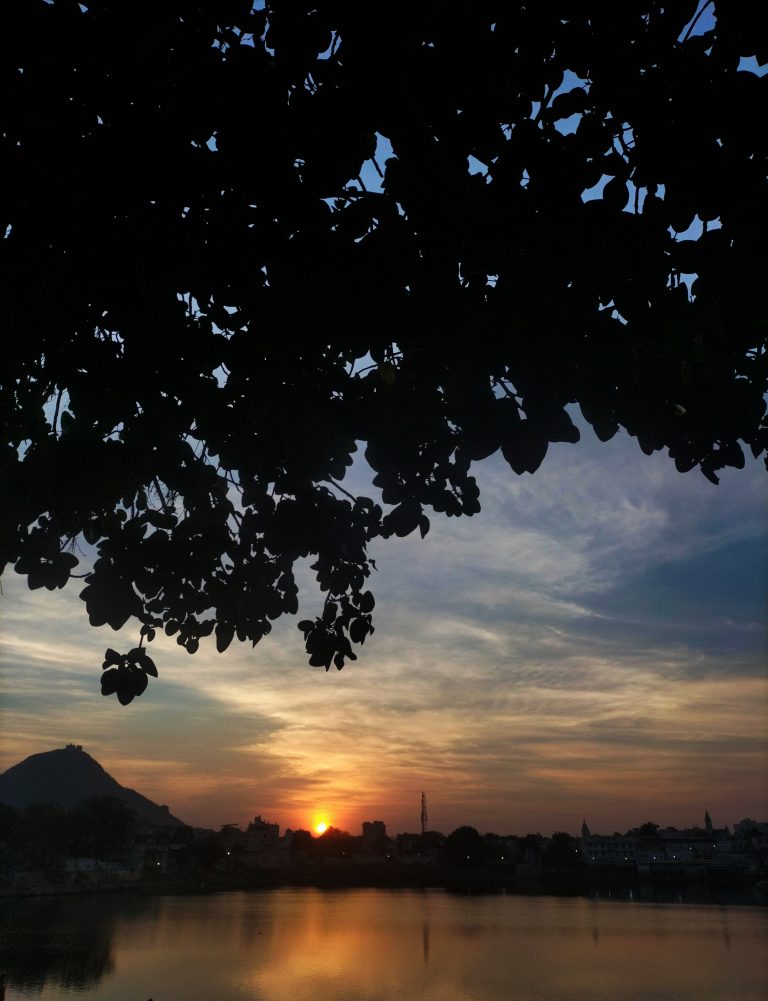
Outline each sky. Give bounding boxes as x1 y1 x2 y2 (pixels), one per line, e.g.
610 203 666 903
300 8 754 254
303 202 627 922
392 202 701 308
2 5 766 841
1 420 766 838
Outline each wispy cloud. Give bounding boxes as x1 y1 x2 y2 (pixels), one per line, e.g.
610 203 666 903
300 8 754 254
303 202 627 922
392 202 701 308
1 426 766 835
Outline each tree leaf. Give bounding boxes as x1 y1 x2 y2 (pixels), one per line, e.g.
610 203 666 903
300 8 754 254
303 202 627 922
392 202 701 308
358 591 375 614
215 622 235 653
140 655 158 678
103 648 122 668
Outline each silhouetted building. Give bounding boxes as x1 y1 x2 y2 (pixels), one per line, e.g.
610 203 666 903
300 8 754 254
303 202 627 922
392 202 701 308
219 824 245 849
581 830 637 865
242 815 290 869
245 815 279 849
362 821 386 842
729 819 768 874
580 813 740 872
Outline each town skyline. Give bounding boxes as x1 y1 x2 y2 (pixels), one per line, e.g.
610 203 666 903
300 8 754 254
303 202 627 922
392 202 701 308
0 742 763 843
208 806 757 841
203 794 757 841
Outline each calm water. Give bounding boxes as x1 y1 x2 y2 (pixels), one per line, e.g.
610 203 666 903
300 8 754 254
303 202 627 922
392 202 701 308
1 888 766 1001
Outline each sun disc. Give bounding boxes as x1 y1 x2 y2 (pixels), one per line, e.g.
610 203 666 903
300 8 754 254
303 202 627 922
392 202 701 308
315 821 328 834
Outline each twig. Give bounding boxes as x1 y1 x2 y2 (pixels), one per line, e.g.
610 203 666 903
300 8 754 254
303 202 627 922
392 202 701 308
681 1 714 44
534 83 554 125
325 478 358 502
52 388 64 437
496 380 517 400
153 476 172 514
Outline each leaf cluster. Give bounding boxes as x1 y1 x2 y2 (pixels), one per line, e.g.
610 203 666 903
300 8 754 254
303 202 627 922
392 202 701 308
100 635 158 706
1 1 766 698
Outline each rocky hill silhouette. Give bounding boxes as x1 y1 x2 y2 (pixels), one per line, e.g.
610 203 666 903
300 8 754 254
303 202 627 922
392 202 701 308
0 745 184 826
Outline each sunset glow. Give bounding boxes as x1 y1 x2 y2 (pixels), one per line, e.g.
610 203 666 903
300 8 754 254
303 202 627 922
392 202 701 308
1 426 766 837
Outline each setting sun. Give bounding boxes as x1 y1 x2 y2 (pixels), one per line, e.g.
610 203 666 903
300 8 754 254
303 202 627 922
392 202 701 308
314 821 328 835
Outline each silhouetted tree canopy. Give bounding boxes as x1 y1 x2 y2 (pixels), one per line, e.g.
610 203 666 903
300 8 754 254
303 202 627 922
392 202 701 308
289 828 314 855
2 1 766 702
65 796 138 858
445 825 492 864
312 825 353 858
0 797 136 867
542 831 583 870
635 821 662 836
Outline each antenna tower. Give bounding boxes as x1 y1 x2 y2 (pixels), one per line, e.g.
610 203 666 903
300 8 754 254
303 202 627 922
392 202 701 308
421 791 428 835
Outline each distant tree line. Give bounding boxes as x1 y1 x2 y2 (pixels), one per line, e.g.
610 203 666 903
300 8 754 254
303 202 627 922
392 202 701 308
0 797 137 869
287 822 584 871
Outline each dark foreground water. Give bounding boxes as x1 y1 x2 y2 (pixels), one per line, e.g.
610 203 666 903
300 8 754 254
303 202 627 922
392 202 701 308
1 888 766 1001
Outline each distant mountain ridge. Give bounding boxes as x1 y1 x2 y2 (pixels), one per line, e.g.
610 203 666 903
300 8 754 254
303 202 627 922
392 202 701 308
0 745 184 827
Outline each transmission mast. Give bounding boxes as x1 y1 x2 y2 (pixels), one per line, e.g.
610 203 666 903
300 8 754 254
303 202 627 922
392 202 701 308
421 791 428 836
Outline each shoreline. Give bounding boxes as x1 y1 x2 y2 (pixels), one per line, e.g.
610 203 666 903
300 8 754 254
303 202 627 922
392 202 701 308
3 865 766 906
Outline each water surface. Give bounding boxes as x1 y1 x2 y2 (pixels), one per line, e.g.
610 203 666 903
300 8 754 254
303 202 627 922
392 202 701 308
1 888 766 1001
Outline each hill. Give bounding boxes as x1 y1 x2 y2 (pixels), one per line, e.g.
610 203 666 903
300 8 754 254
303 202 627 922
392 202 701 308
0 745 184 827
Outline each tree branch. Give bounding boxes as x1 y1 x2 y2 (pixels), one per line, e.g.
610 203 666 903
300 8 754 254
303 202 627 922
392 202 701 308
325 478 358 502
51 388 64 437
681 1 714 44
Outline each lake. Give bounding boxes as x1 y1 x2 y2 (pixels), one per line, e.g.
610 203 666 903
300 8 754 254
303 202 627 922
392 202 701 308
1 888 766 1001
